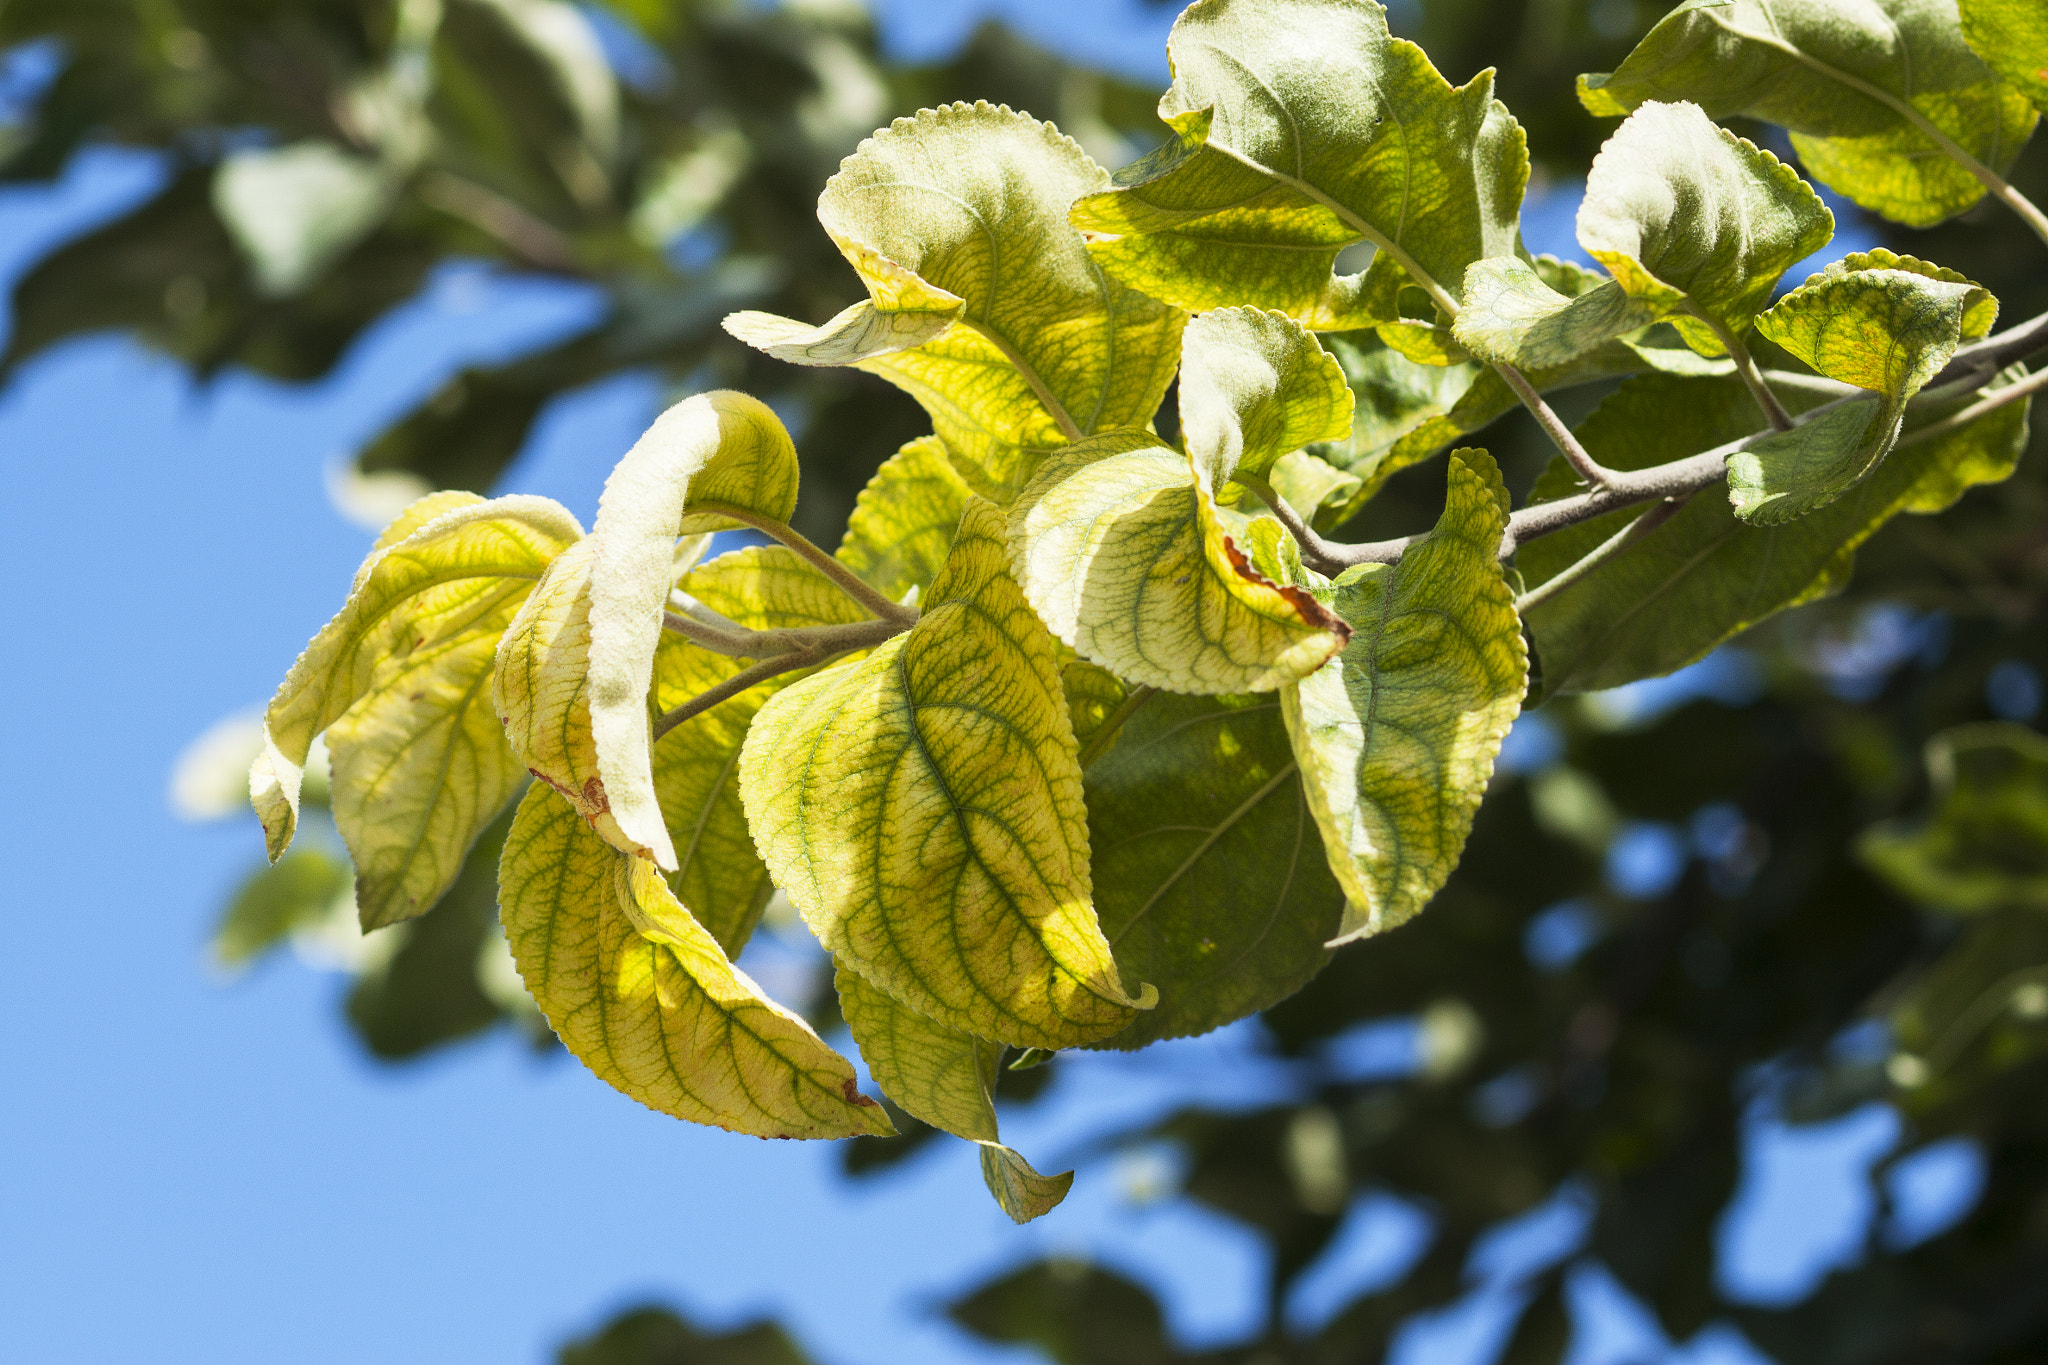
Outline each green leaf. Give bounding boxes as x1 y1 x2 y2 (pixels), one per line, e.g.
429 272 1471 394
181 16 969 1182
498 782 893 1138
557 1306 813 1365
652 547 870 956
1458 101 1832 367
1861 724 2048 914
1070 0 1527 325
1011 431 1351 694
253 494 583 888
835 961 1073 1220
1267 450 1365 530
1579 0 2040 228
741 499 1154 1049
1521 370 2030 695
726 103 1185 502
584 392 803 870
1961 0 2048 116
1284 448 1527 944
980 1144 1077 1224
835 435 972 605
1729 259 1994 522
212 847 353 971
212 142 401 297
1179 306 1354 486
1086 694 1342 1049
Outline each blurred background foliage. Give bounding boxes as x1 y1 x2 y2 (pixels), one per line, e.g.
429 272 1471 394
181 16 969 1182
8 0 2048 1361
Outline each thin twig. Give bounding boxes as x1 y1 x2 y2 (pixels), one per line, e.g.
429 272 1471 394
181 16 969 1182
1231 474 1349 578
689 502 918 626
416 171 580 273
653 654 819 739
1715 324 1794 432
661 608 781 659
1495 362 1614 486
650 616 907 739
1515 495 1692 613
1928 308 2048 390
1077 685 1157 770
1895 365 2048 450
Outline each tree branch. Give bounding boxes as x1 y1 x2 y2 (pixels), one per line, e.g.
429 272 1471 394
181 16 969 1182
686 503 919 627
1495 362 1615 486
651 615 907 739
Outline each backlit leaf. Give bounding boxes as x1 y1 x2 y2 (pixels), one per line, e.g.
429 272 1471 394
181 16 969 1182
253 495 583 882
1730 258 1994 521
1861 724 2048 914
980 1144 1076 1224
212 847 353 971
1960 0 2048 116
585 392 803 870
835 435 972 604
1011 432 1350 693
498 783 892 1138
1579 0 2040 227
1087 694 1342 1048
727 103 1184 502
1178 307 1354 486
741 499 1153 1049
1070 0 1527 325
1522 370 2029 695
1284 448 1526 944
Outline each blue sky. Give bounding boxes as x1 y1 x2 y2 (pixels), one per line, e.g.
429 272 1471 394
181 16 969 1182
0 4 1974 1363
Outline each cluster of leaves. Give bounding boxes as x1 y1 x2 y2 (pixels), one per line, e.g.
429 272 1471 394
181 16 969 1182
225 0 2048 1235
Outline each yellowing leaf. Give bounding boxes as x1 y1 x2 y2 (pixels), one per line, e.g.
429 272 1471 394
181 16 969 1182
653 546 869 955
741 499 1151 1050
1070 0 1527 326
835 435 972 604
1087 694 1342 1049
1178 307 1354 485
585 391 803 870
1730 260 1994 522
1579 0 2040 228
1285 449 1527 944
1960 0 2048 117
498 782 893 1139
1011 432 1350 694
727 103 1184 502
979 1144 1075 1224
254 495 583 884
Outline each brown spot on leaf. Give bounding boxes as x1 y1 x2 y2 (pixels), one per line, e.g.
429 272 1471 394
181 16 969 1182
841 1077 880 1107
1220 531 1352 645
581 775 610 815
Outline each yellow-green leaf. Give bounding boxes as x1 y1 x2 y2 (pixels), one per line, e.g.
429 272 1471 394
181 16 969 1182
1087 694 1342 1049
1730 260 1994 522
653 546 869 955
585 391 802 870
1179 307 1354 486
1861 723 2048 914
1010 432 1350 694
1453 257 1668 370
1579 0 2040 228
979 1143 1075 1224
1284 449 1527 944
740 499 1152 1049
727 103 1184 502
253 495 583 870
499 782 893 1139
1070 0 1527 327
835 435 972 604
1960 0 2048 116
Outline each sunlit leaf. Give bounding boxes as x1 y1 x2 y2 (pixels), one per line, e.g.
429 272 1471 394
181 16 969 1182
1285 448 1526 944
727 102 1184 502
1071 0 1527 325
834 435 972 604
212 847 353 971
212 142 401 297
1522 370 2030 695
499 783 892 1138
980 1143 1076 1224
1087 694 1342 1048
1960 0 2048 116
1580 0 2040 227
742 499 1152 1049
1729 258 1994 522
1862 723 2048 914
1178 307 1354 486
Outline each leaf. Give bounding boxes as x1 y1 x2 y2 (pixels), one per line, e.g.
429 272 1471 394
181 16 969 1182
212 848 353 971
1086 694 1342 1049
1070 0 1527 325
254 495 583 872
1267 450 1365 529
1861 724 2048 914
1178 307 1354 485
741 499 1152 1049
1960 0 2048 116
584 391 803 870
1284 448 1527 944
1521 370 2030 695
1729 258 1994 522
653 547 870 956
835 435 972 604
1011 432 1350 693
980 1144 1076 1224
1456 102 1832 367
498 783 892 1138
557 1305 814 1365
726 103 1184 502
212 142 401 297
1579 0 2041 228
